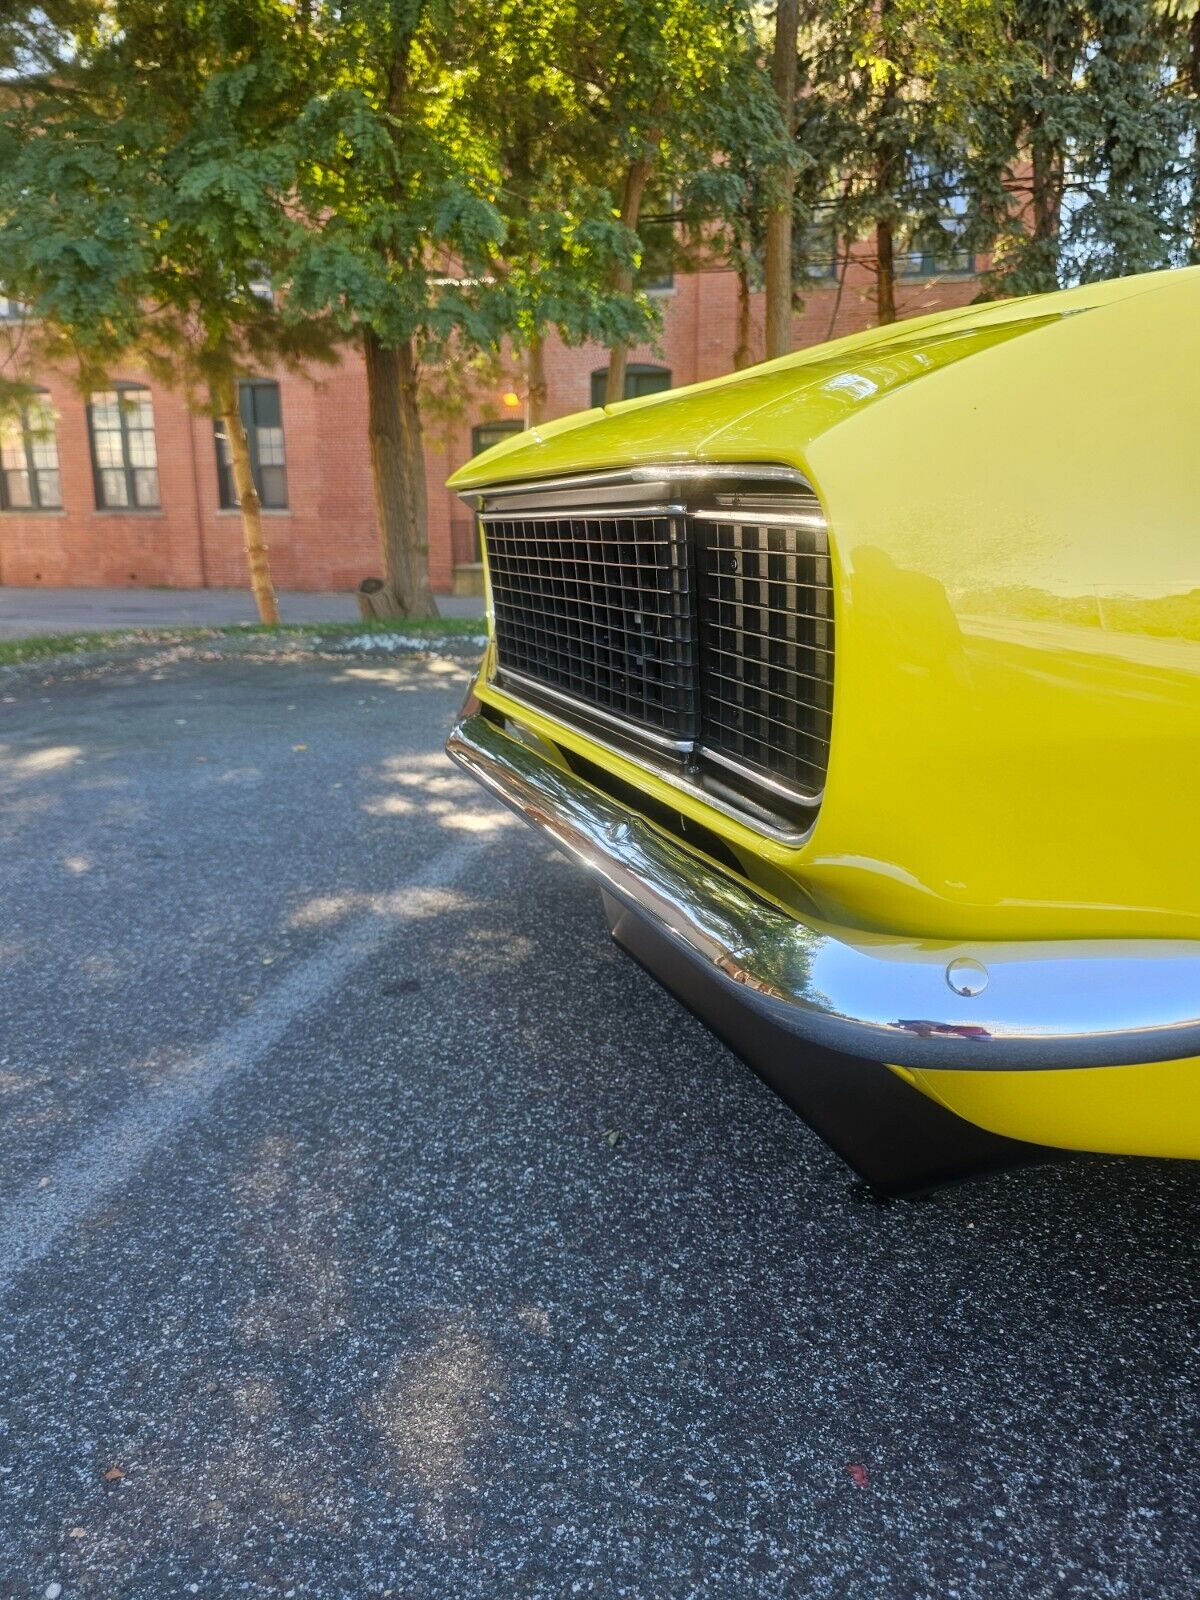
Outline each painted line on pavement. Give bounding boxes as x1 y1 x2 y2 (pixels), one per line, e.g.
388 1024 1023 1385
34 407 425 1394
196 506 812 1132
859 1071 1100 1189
0 838 482 1304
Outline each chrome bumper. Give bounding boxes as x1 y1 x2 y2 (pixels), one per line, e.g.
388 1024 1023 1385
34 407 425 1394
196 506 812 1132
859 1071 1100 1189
447 709 1200 1072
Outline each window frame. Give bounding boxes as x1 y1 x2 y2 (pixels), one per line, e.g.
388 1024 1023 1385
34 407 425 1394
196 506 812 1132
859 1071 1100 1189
87 384 160 511
213 379 289 512
0 392 63 513
589 363 672 409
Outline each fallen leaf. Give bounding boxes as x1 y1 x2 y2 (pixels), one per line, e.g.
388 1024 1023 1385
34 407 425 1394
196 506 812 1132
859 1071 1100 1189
846 1463 869 1489
69 1527 85 1539
292 744 308 753
102 1465 125 1483
603 1129 621 1148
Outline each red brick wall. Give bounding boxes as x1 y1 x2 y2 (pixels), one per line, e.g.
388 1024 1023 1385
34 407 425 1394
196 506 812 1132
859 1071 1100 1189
0 258 982 594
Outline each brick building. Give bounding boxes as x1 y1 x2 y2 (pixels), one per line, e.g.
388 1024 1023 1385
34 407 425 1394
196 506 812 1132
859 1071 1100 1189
0 249 983 597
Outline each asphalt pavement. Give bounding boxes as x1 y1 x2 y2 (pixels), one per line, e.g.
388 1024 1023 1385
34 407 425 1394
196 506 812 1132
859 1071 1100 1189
1 644 1198 1598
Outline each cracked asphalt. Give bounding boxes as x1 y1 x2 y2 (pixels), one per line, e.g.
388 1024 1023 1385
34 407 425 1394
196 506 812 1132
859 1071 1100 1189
1 645 1198 1599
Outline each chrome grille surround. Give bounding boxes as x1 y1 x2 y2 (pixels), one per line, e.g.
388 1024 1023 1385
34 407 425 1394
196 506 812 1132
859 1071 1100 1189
475 465 834 834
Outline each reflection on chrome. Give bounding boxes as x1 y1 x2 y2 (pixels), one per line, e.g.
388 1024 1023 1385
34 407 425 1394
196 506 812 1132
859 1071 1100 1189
448 708 1200 1074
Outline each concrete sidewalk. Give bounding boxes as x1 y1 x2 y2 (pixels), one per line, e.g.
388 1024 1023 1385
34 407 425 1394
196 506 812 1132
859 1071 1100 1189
0 585 484 639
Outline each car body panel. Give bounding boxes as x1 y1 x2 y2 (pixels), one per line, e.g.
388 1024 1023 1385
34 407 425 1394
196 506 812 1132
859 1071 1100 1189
448 267 1200 1181
908 1057 1200 1158
455 267 1200 943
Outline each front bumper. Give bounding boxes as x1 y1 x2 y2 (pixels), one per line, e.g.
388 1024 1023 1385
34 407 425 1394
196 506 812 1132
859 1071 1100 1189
447 708 1200 1075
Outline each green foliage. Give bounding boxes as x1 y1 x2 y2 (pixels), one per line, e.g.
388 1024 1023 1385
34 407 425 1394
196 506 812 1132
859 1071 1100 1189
281 0 764 369
975 0 1195 292
0 0 339 404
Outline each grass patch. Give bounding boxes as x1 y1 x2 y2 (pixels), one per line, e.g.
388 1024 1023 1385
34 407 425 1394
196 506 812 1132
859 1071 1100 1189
0 616 486 668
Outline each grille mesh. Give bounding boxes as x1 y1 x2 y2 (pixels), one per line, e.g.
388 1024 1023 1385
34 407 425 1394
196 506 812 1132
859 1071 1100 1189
696 515 834 799
485 511 699 737
483 489 835 821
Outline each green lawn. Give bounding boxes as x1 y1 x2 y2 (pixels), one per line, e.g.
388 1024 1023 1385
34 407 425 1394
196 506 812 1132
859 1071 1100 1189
0 617 486 668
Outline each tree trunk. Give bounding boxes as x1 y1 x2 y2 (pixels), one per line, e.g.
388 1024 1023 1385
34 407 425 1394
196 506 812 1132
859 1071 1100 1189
216 379 279 625
764 0 801 360
1027 18 1065 289
605 153 656 407
362 328 436 619
733 266 754 370
875 219 896 325
527 334 549 426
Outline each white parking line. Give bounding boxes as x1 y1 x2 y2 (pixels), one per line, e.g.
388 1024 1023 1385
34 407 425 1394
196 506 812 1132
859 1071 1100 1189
0 838 483 1303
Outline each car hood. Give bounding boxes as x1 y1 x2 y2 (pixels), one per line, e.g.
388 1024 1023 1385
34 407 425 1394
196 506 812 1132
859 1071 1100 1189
448 270 1181 494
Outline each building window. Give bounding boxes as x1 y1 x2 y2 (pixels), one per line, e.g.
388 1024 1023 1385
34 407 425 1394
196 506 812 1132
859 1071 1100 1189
214 381 288 510
640 270 675 294
471 419 523 457
88 386 159 509
897 187 974 278
0 394 62 511
0 293 28 323
797 213 840 281
590 364 672 408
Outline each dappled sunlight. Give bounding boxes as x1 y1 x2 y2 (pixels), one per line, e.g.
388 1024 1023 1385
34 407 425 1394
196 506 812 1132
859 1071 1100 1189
328 658 469 695
452 923 536 974
376 749 471 779
231 1133 352 1348
436 807 515 833
364 756 514 835
62 854 91 874
286 884 478 931
361 793 418 817
0 743 84 778
336 658 469 690
213 765 265 785
367 1321 505 1535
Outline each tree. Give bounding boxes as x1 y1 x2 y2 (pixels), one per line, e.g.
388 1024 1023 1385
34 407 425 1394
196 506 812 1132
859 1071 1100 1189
799 0 1016 324
765 0 802 356
285 0 669 616
477 0 657 426
522 0 765 405
0 0 337 623
977 1 1193 293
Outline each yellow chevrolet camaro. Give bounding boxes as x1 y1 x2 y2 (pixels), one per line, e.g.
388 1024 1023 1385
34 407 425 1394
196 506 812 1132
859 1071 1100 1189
446 267 1200 1195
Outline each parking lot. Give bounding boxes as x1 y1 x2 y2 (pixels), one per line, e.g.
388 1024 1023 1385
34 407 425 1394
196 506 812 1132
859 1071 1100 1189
1 644 1198 1598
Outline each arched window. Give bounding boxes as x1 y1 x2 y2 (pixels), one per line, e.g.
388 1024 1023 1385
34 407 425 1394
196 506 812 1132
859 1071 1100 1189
590 363 671 409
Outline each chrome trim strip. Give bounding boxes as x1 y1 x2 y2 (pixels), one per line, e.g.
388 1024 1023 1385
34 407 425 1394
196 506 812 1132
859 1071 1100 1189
467 462 813 508
481 500 685 522
700 745 824 808
448 709 1200 1073
692 507 827 529
485 678 815 845
495 668 696 755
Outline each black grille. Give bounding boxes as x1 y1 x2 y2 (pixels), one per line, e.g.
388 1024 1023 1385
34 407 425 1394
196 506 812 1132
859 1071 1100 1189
696 514 833 799
485 511 699 738
483 488 835 822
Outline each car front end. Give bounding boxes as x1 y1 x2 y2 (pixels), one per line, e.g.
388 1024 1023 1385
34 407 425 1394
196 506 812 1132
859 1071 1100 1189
446 268 1200 1194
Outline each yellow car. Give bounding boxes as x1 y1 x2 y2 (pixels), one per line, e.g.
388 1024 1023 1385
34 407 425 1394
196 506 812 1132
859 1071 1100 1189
446 267 1200 1195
